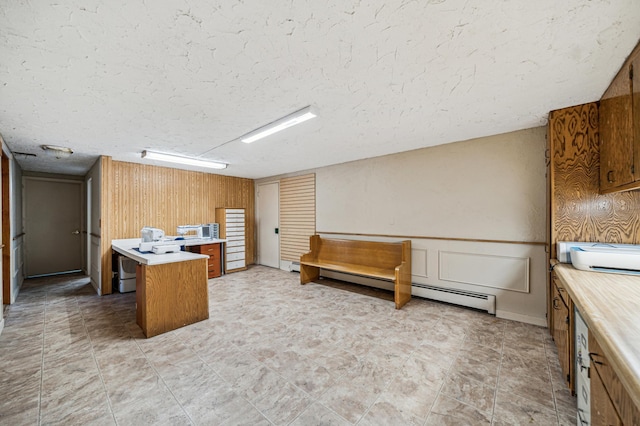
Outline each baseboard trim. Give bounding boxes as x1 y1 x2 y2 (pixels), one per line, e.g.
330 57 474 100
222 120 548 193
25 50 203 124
496 309 547 327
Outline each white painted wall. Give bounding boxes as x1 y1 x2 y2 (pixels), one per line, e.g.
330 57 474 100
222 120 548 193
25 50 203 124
316 127 546 242
257 126 548 325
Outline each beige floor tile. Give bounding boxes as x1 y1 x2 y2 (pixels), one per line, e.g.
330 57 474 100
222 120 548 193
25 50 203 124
1 268 577 425
493 389 559 425
359 398 425 426
426 394 492 425
289 402 351 425
441 372 496 415
377 375 441 420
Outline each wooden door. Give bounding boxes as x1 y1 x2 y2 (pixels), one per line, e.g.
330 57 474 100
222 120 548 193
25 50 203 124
24 177 83 276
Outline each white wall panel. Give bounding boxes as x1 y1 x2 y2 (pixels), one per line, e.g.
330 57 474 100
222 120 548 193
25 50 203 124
411 248 428 278
439 251 529 293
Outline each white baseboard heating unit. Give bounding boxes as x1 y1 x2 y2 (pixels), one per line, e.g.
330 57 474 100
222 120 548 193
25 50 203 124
412 283 496 315
290 261 301 272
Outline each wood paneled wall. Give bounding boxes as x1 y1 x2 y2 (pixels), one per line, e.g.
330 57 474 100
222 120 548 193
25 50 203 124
280 173 316 261
549 102 640 260
101 158 255 294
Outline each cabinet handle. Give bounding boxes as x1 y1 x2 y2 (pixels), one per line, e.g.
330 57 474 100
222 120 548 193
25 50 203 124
552 297 560 310
607 170 615 183
589 352 604 365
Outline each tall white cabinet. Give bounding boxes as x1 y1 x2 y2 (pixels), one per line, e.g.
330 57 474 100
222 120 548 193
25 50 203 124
215 208 247 273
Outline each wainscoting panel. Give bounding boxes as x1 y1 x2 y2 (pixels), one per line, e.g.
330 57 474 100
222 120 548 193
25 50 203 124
411 248 428 278
439 251 530 293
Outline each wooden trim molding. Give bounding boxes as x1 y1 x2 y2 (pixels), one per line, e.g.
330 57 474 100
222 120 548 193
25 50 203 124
317 231 546 246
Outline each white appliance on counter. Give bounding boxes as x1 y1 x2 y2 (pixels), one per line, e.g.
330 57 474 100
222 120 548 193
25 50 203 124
177 224 218 239
575 306 590 426
557 241 640 275
141 226 165 242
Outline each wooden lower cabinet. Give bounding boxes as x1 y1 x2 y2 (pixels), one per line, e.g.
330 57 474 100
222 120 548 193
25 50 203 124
188 243 222 278
591 365 623 426
589 333 640 426
551 274 573 392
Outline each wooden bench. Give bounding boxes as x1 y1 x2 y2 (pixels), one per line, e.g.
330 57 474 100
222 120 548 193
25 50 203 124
300 235 412 309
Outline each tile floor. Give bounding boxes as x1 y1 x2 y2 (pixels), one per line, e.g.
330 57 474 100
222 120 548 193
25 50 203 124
0 266 576 425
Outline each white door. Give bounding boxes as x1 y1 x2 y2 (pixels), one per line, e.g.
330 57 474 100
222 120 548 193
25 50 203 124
257 182 279 268
24 177 83 277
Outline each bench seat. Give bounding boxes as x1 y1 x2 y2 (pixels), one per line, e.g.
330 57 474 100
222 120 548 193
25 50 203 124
300 235 412 309
299 260 396 281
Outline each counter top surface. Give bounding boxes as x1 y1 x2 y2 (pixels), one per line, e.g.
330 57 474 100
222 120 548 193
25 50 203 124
553 262 640 410
112 238 225 265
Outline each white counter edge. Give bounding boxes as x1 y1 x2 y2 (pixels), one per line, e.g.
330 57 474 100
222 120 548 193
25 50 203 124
112 238 224 265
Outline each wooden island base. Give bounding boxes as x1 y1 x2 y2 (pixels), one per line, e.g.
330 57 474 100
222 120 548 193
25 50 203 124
136 258 209 338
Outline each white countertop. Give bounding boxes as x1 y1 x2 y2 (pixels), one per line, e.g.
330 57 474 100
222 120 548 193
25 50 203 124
112 237 226 265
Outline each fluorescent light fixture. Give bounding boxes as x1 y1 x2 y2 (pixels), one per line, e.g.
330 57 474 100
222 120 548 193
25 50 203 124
141 150 227 170
240 105 317 143
41 145 73 159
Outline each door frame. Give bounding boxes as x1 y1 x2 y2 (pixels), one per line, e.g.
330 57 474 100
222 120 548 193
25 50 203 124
22 176 85 277
256 181 280 268
2 152 9 305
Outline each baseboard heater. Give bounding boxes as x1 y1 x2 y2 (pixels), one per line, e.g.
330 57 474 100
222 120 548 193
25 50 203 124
290 265 495 315
412 283 496 315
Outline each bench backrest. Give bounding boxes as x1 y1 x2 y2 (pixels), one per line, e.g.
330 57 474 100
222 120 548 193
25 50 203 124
310 235 405 269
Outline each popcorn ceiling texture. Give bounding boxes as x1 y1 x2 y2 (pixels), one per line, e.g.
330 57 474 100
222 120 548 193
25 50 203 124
0 0 639 178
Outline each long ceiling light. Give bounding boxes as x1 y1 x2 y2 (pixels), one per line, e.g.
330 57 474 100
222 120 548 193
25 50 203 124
240 105 317 143
141 150 227 170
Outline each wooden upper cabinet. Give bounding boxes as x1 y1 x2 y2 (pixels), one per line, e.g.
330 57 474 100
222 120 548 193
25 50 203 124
634 51 640 189
600 42 640 194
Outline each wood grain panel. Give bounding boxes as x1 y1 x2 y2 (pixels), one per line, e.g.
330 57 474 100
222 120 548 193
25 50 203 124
280 173 315 262
136 258 208 338
549 103 640 261
100 156 114 295
102 159 255 294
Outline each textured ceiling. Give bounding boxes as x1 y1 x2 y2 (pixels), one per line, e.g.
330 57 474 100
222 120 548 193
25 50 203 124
1 1 639 179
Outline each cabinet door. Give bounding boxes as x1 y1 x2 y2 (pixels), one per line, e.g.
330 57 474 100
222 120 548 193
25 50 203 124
633 55 640 186
591 366 623 426
600 63 634 192
552 283 570 388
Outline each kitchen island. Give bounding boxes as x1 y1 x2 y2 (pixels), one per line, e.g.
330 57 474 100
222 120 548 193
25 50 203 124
112 238 225 337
